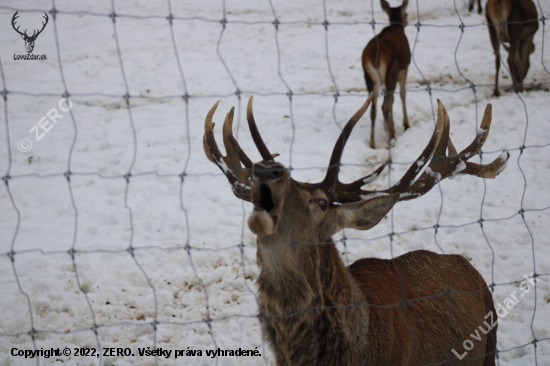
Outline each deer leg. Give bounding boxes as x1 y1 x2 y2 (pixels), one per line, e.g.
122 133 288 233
370 82 381 149
468 0 482 14
493 52 501 96
364 62 383 149
383 92 395 141
487 20 501 96
508 53 521 93
398 68 409 131
383 73 397 142
507 23 521 93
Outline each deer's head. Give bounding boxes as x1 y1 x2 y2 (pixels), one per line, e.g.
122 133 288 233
204 95 509 246
12 11 49 54
381 0 408 27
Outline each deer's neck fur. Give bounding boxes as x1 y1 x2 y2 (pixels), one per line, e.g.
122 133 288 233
254 204 370 364
256 237 361 312
387 9 406 27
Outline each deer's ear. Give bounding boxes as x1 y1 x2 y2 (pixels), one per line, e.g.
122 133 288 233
338 194 398 231
380 0 391 14
402 0 409 10
21 34 25 40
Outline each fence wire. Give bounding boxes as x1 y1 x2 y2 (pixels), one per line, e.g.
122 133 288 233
1 0 549 365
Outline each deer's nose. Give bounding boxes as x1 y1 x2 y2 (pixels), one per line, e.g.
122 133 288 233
253 161 286 183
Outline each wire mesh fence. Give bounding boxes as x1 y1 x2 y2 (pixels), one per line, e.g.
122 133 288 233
0 0 549 365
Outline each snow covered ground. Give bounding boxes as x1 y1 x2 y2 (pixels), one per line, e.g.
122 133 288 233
0 0 549 365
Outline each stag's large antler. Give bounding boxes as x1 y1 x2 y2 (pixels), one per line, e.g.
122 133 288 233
204 96 509 228
314 98 509 231
204 97 279 201
326 100 509 205
395 102 509 201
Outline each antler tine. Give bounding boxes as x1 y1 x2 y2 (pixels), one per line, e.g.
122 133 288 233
204 102 252 201
222 107 253 169
447 134 458 156
445 103 510 179
247 96 277 161
336 162 388 194
339 100 508 206
332 99 445 203
397 102 509 201
459 151 510 179
457 103 491 158
386 100 447 193
321 93 374 190
204 101 223 164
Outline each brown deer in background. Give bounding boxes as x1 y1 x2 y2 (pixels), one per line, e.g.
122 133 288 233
486 0 539 96
362 0 410 149
470 0 483 14
203 94 509 365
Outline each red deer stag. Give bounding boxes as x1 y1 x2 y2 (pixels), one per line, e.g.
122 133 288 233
362 0 410 148
486 0 539 96
203 95 508 365
470 0 483 14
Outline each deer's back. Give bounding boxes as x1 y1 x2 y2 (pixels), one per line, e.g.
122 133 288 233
362 25 411 73
509 0 538 36
487 0 538 31
349 250 495 365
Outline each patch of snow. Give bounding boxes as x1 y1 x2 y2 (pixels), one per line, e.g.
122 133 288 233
448 160 466 180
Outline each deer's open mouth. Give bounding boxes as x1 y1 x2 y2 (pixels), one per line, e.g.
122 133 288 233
249 183 280 236
255 184 275 213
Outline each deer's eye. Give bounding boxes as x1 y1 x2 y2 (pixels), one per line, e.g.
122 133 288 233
317 199 328 212
273 169 284 179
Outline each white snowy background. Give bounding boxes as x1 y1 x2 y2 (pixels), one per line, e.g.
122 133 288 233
0 0 549 365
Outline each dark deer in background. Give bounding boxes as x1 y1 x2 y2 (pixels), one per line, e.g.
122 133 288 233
486 0 538 96
469 0 483 14
12 11 49 54
362 0 410 148
203 94 508 365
